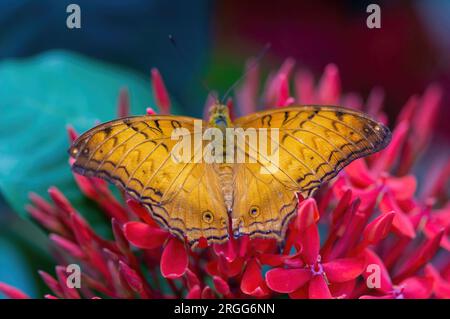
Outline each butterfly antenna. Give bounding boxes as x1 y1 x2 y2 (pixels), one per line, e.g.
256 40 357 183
168 34 218 102
221 42 271 104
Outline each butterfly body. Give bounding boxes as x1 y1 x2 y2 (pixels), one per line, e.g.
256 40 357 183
206 103 235 212
69 104 391 247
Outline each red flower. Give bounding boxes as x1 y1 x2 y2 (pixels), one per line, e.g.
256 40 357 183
1 60 448 299
360 249 434 299
266 199 367 299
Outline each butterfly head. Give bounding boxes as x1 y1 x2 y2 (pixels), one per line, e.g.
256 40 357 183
208 103 231 129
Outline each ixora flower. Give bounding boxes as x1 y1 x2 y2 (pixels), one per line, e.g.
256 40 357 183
1 61 449 299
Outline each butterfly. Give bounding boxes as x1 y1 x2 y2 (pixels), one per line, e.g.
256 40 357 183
69 104 391 248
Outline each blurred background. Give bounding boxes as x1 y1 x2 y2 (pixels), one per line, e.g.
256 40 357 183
0 0 449 297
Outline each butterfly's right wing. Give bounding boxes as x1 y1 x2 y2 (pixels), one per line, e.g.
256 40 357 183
69 116 229 247
232 106 391 241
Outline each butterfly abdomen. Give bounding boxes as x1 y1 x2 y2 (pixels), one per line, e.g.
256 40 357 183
217 163 234 212
206 103 235 212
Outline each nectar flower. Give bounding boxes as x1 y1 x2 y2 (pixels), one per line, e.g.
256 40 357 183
1 59 448 299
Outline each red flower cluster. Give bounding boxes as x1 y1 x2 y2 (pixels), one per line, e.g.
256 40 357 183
1 62 448 299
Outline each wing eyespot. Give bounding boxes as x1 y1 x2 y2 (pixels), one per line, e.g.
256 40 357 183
249 206 260 218
202 211 214 224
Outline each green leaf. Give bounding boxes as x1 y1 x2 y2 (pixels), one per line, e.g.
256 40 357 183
0 50 179 227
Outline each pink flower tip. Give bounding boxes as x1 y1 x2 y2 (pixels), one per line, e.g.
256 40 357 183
276 74 294 107
117 87 130 118
118 261 144 293
151 68 171 114
318 63 341 104
0 283 30 299
66 125 78 144
146 107 156 115
213 276 230 296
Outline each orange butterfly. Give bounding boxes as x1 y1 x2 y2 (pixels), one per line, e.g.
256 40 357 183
69 104 390 247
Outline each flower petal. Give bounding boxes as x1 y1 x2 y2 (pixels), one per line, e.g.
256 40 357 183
0 283 30 299
111 219 130 255
362 248 393 293
425 264 450 299
126 199 158 226
151 68 171 114
160 238 188 279
201 286 216 299
295 69 314 104
258 253 287 267
117 87 130 118
38 271 63 298
385 175 417 200
289 286 309 299
265 58 295 107
323 256 366 283
276 74 294 107
118 261 144 294
186 285 201 299
205 260 220 277
213 237 237 263
344 160 375 187
213 276 230 296
412 84 442 150
359 294 393 299
330 280 356 299
401 276 433 299
331 189 353 226
66 125 78 144
380 192 416 238
309 275 332 299
317 64 340 104
373 120 409 173
236 57 260 115
218 256 245 278
146 107 156 115
56 265 81 299
50 234 84 259
362 211 395 245
366 87 384 117
123 221 168 249
259 248 302 267
266 268 311 293
295 198 320 232
240 258 269 297
185 269 201 290
395 229 444 282
49 186 76 216
300 224 320 265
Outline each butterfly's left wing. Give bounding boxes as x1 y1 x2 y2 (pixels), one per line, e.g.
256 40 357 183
69 115 229 247
232 105 391 240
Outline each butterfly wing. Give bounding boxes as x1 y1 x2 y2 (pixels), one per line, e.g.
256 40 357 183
69 115 229 247
232 105 391 240
232 160 299 241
